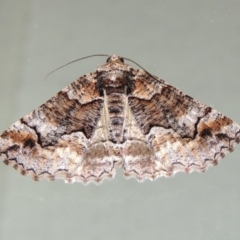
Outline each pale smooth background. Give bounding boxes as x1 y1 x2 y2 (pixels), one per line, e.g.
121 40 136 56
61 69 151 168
0 1 240 240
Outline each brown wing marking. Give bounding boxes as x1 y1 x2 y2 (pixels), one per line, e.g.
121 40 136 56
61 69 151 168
128 74 240 178
0 75 105 182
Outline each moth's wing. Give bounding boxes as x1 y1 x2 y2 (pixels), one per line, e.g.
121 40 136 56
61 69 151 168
123 70 240 180
0 74 115 183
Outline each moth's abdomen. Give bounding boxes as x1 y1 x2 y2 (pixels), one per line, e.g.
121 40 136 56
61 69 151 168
107 93 126 143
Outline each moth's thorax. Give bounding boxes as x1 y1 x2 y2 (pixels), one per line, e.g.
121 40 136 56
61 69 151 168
98 70 130 94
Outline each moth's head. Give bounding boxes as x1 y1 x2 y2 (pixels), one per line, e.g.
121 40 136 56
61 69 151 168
97 54 129 72
106 54 124 64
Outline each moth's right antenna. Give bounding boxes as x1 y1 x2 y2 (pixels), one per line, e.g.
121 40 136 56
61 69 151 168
123 57 158 81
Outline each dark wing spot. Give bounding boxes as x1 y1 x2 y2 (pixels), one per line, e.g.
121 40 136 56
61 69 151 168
23 138 36 149
215 133 228 141
7 144 19 152
200 128 212 138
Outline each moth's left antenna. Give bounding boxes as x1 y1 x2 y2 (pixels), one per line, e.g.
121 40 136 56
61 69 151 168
44 54 109 81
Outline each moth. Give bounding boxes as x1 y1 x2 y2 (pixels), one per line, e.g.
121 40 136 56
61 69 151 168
0 54 239 184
